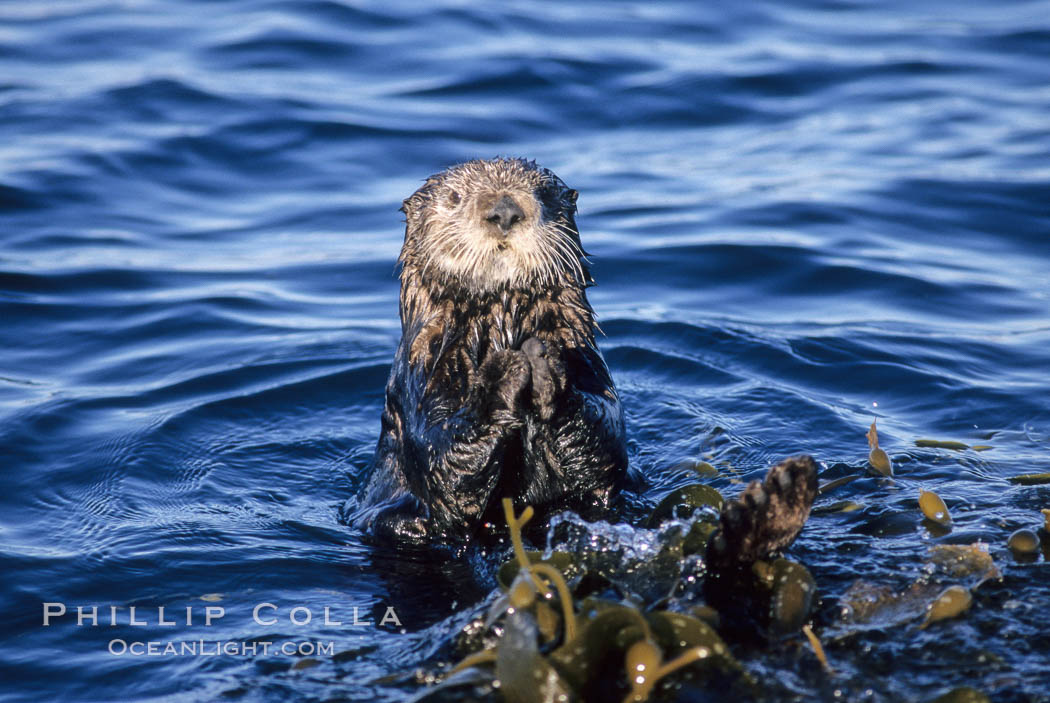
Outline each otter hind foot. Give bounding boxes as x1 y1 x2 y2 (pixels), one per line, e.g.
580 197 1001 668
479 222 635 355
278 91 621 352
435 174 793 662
708 455 818 567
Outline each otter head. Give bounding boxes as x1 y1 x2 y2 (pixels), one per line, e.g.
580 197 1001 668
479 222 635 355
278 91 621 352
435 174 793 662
399 158 590 294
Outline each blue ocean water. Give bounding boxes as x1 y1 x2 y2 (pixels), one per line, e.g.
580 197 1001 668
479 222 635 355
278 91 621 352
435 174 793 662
2 1 1049 701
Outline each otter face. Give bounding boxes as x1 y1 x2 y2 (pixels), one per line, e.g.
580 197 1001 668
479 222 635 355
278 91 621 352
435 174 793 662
400 158 587 292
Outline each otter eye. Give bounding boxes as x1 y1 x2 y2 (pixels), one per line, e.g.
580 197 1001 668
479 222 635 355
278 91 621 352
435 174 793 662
447 191 461 207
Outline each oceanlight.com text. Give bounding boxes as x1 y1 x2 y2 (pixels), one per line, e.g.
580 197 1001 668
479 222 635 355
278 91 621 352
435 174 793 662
107 639 336 657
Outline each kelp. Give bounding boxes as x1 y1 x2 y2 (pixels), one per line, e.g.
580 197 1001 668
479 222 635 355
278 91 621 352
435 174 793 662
443 499 751 703
866 419 893 477
918 488 952 527
1007 472 1050 485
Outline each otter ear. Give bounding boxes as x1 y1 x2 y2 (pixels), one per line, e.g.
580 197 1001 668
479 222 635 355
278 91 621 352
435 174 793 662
565 189 579 214
401 177 441 222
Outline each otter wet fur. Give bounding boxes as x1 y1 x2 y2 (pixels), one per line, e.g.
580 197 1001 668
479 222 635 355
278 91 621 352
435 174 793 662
352 158 628 543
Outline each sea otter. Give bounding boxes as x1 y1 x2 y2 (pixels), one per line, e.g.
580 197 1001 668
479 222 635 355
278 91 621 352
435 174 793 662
352 158 628 543
350 157 819 557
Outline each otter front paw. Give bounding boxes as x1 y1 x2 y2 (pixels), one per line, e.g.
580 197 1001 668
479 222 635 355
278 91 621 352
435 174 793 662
479 349 531 425
521 337 565 421
708 455 818 568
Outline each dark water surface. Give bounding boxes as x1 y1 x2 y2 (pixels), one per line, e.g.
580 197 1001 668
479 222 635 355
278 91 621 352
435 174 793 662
2 1 1049 701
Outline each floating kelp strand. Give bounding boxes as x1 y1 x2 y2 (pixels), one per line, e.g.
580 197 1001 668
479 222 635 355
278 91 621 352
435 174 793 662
681 518 718 557
801 624 832 673
1007 472 1050 485
666 459 721 478
549 606 650 694
648 484 724 527
839 581 940 628
509 572 538 610
503 499 540 589
292 657 320 670
530 563 577 642
534 601 561 644
752 559 817 635
769 560 817 635
918 585 972 629
623 639 662 694
622 646 711 703
495 610 572 703
927 544 999 585
498 550 581 590
621 615 739 703
692 461 719 477
868 447 892 477
450 648 498 675
688 605 720 630
1007 529 1039 555
866 419 893 477
930 687 991 703
915 439 970 450
919 488 952 527
840 544 998 630
817 474 860 495
501 500 578 642
812 499 863 515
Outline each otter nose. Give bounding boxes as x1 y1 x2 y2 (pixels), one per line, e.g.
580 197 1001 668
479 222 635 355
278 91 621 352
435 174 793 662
485 195 525 234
